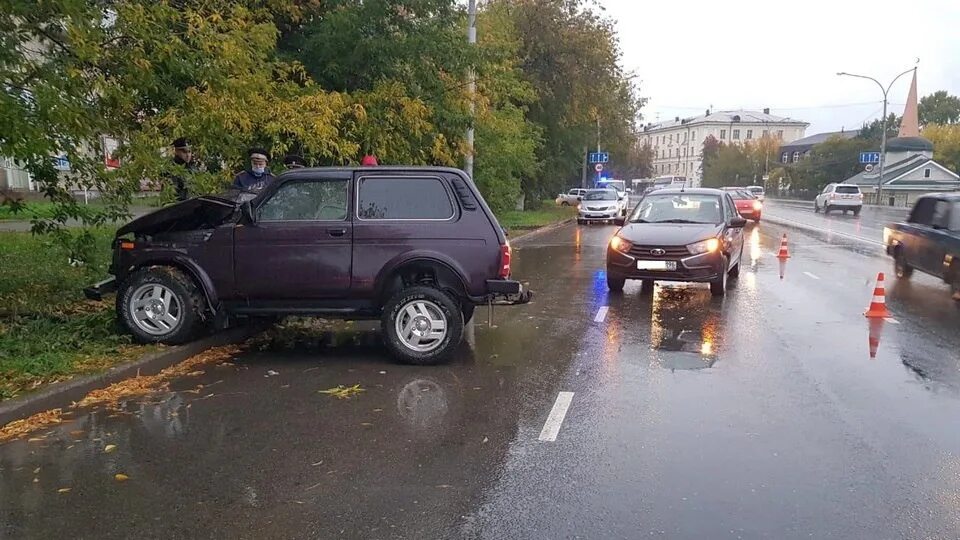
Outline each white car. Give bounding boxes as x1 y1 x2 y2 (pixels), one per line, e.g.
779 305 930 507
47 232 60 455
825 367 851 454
745 185 765 202
577 189 621 224
556 188 586 206
815 183 863 215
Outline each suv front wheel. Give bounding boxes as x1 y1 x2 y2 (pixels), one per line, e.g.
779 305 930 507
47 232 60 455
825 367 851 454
117 267 206 344
382 286 464 365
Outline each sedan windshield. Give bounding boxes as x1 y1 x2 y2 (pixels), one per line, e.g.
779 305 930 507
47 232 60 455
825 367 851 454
631 194 723 224
583 189 618 201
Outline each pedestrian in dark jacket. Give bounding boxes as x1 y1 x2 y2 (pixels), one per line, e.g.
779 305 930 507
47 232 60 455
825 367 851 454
167 137 197 201
232 148 275 192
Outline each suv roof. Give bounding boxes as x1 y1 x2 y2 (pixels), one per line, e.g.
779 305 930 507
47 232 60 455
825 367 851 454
645 188 724 196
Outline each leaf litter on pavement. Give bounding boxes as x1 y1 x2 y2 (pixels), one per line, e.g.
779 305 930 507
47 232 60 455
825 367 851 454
0 344 242 442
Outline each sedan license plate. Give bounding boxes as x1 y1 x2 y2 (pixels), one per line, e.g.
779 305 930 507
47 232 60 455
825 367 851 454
637 260 676 271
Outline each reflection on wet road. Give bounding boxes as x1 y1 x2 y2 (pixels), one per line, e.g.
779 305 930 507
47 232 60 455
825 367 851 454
4 220 960 538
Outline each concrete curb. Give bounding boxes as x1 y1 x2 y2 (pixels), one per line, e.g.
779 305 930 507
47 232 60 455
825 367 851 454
509 218 574 245
0 324 262 427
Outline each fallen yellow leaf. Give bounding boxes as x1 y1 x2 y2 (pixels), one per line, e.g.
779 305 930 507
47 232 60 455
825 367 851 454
114 473 129 482
57 487 71 493
104 444 117 453
32 467 40 474
317 384 365 399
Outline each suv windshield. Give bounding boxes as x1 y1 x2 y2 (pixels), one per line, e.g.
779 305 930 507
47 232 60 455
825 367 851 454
836 185 860 194
583 189 618 201
631 193 723 224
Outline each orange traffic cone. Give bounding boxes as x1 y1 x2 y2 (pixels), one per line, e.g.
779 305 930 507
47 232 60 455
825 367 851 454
864 272 891 318
867 318 885 359
776 234 790 259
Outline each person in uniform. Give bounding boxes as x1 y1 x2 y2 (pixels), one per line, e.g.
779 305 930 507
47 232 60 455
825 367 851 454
232 147 275 192
283 154 307 169
167 137 197 201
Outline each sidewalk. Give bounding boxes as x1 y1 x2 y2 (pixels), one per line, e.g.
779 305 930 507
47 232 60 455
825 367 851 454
0 207 154 232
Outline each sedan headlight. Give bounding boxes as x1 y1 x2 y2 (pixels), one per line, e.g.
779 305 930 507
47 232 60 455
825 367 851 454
610 236 632 253
752 200 762 211
687 237 720 255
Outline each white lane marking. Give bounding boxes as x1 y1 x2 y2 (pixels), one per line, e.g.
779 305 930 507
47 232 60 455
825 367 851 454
594 306 609 322
763 214 884 247
538 392 575 442
803 271 821 280
885 317 900 324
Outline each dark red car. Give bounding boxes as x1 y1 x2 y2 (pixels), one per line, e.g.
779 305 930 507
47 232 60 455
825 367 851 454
726 188 763 221
85 167 531 365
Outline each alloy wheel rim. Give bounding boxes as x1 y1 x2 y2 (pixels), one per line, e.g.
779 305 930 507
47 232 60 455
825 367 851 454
129 284 183 336
395 300 447 353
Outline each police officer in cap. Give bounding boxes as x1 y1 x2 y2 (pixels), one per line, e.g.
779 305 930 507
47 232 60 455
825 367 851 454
283 154 307 169
167 137 197 201
232 147 275 192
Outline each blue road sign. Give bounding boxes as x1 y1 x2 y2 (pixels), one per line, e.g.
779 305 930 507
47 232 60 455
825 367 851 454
859 152 881 164
588 152 609 164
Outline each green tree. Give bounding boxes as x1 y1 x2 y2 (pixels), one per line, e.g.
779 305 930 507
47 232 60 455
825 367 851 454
702 143 752 188
791 135 873 192
919 91 960 126
858 113 900 142
491 0 645 199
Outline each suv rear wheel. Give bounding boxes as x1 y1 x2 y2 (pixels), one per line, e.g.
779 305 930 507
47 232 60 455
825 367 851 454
382 286 463 365
117 267 205 344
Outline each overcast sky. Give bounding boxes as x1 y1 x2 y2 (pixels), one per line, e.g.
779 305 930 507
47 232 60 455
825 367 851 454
599 0 960 135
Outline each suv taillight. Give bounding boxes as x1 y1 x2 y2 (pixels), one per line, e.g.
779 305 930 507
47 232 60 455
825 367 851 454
499 243 512 279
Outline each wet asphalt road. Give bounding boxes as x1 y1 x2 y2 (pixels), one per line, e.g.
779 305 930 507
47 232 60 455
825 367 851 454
3 218 960 539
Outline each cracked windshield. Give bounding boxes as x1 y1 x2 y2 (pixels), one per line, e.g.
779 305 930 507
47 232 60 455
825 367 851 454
2 0 960 538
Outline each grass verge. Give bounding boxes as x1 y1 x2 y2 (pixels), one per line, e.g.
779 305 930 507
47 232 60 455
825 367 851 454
0 228 156 401
497 202 576 231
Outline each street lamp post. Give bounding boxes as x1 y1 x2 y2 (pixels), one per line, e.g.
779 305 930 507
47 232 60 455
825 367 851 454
837 67 916 205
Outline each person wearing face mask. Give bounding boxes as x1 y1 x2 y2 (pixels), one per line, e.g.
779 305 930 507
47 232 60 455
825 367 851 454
232 147 276 192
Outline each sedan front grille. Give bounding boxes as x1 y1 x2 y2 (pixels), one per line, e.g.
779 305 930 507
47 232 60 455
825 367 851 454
627 245 690 258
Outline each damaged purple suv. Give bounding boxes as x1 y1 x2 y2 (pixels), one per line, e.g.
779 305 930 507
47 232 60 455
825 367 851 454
85 167 531 364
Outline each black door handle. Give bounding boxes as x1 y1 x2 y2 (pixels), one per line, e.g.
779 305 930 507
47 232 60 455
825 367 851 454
327 228 347 237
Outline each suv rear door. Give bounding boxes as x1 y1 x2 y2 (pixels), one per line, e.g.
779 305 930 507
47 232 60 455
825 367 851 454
234 171 353 300
351 171 498 299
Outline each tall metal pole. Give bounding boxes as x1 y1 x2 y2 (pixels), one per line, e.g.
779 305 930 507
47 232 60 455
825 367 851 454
837 67 915 205
878 96 888 205
465 0 477 178
596 115 601 185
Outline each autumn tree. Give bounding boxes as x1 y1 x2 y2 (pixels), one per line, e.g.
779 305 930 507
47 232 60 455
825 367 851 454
923 124 960 173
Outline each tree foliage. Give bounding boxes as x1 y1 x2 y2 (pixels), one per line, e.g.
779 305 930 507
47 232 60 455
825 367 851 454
919 91 960 126
701 136 780 188
1 0 641 259
924 124 960 173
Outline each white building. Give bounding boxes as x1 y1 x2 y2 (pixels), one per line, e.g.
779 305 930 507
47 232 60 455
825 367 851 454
638 109 809 186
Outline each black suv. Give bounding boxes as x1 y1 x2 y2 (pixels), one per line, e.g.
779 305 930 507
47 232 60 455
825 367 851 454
86 167 532 364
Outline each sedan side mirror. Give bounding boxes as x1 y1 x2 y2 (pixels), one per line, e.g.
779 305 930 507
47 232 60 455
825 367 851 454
241 200 256 224
728 216 747 228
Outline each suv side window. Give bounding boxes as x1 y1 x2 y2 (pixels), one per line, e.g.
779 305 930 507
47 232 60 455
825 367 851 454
258 179 349 221
950 203 960 231
932 200 951 229
909 197 937 226
822 184 834 194
358 176 455 220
